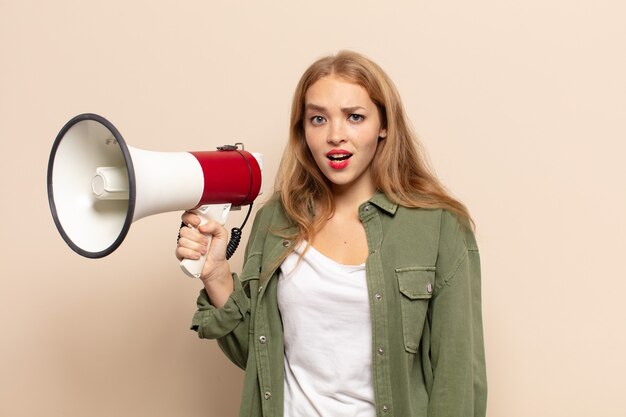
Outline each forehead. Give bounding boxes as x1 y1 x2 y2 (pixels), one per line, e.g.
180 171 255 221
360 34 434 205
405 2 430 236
304 75 375 109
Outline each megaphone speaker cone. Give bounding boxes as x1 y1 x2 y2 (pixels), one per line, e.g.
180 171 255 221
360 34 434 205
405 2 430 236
47 114 136 258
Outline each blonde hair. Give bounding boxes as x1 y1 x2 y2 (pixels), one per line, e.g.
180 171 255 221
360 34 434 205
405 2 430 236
273 50 473 245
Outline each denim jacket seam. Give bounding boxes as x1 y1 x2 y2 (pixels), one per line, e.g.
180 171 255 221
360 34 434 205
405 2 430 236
434 251 468 296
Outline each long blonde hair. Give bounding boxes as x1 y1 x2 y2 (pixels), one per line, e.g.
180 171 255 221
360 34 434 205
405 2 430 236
273 50 473 244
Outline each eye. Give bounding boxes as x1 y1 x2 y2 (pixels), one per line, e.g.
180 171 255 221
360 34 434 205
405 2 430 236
310 115 326 125
348 114 364 122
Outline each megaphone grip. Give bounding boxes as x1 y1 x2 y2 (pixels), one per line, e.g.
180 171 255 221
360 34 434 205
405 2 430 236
180 204 231 278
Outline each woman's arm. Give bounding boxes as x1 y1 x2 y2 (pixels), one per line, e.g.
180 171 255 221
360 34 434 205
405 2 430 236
426 212 487 417
181 203 274 369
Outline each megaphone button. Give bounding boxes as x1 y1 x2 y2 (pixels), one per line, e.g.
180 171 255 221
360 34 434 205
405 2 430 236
92 174 105 196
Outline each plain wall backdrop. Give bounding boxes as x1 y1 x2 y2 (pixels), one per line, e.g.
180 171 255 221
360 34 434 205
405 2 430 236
1 1 625 416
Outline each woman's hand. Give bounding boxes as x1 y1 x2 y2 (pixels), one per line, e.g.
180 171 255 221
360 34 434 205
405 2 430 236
175 211 209 262
176 211 234 307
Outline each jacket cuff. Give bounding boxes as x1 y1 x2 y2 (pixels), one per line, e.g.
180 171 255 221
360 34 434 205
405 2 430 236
190 273 250 339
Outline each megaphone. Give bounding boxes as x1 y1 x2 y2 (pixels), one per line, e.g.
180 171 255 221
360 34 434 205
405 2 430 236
47 113 263 278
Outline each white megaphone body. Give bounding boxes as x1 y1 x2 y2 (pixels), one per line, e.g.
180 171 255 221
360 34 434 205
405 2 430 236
47 113 263 278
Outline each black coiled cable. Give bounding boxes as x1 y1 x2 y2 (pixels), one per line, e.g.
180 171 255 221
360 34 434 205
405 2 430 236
225 202 253 260
225 227 242 260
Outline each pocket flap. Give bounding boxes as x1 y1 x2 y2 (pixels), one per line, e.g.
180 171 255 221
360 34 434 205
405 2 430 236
396 267 435 299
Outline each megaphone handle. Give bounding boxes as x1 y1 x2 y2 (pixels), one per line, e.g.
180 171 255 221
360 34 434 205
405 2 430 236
180 203 232 278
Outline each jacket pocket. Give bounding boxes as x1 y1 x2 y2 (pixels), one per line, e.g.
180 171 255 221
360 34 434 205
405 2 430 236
396 266 435 353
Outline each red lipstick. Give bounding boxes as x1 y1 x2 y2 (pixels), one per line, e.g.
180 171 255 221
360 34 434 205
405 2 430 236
326 149 352 170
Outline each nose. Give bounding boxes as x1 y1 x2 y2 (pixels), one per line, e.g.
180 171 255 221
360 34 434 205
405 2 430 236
327 120 346 145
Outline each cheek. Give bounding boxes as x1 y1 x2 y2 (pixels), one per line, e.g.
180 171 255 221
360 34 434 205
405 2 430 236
365 145 378 166
364 134 380 156
302 134 324 170
304 129 324 154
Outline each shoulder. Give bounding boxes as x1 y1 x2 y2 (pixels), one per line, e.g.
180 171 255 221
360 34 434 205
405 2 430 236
241 195 285 259
247 194 293 243
439 209 478 252
392 206 478 276
394 205 473 242
435 209 479 288
253 194 288 227
391 206 475 248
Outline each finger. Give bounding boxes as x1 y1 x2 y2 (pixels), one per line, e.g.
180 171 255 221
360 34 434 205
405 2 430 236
181 211 201 228
198 224 229 263
178 225 209 245
175 245 203 261
179 233 208 250
197 220 227 237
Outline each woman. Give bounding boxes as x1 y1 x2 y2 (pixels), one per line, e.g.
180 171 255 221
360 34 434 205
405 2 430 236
176 50 487 417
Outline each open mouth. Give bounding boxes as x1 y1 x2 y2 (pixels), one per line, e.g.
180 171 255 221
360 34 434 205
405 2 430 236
326 150 352 169
326 150 353 161
327 153 352 161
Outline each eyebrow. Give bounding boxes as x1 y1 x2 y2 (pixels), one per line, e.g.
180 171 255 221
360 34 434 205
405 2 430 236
304 103 367 113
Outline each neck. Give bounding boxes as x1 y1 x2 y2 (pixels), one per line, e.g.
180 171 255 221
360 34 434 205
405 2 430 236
330 182 376 216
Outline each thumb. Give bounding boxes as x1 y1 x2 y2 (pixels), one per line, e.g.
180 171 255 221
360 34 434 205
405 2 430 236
198 221 229 262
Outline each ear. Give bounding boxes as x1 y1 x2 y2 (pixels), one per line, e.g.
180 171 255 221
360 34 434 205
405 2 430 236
378 128 387 139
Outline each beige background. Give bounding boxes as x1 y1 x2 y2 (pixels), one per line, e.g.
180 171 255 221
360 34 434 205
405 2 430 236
1 1 625 416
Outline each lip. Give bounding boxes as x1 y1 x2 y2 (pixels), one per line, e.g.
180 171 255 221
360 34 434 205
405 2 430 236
326 149 352 157
328 159 349 169
326 149 352 170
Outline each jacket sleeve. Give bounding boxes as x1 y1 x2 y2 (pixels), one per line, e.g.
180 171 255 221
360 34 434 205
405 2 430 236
427 211 487 417
190 273 252 369
189 203 270 370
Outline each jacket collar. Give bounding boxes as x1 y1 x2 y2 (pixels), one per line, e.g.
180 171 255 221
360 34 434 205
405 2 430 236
307 192 398 216
368 192 398 215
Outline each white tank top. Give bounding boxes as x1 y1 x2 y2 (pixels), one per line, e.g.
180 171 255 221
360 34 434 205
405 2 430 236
278 242 375 417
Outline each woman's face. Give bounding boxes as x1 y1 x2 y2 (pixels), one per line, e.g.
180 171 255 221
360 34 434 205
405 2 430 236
303 75 386 198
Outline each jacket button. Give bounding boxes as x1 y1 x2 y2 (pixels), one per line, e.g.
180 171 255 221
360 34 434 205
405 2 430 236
282 240 291 247
375 293 382 301
426 283 433 293
382 405 389 413
259 335 267 344
264 391 272 400
377 346 385 355
364 205 370 211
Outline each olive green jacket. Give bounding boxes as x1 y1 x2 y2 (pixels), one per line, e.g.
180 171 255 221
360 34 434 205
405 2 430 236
191 193 487 417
